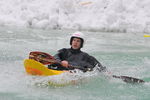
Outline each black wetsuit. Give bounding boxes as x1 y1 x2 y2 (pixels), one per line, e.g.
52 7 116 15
48 48 106 72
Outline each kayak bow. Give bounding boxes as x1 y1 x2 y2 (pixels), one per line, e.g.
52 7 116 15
24 59 65 76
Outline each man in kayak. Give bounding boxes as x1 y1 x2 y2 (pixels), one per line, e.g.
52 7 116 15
48 31 106 72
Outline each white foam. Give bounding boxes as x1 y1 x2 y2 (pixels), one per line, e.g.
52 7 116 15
0 0 150 33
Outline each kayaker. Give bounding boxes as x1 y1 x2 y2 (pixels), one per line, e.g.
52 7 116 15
48 31 106 72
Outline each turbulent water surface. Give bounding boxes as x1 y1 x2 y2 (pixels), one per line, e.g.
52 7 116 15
0 0 150 33
0 26 150 100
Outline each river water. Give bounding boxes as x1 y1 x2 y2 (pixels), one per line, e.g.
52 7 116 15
0 26 150 100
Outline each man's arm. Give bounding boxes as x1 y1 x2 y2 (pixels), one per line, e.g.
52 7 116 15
54 48 70 67
88 55 106 72
54 48 66 63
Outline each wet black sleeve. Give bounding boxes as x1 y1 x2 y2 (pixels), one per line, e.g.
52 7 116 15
86 55 106 72
54 48 67 63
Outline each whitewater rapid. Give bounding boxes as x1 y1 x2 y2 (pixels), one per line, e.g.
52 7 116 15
0 0 150 33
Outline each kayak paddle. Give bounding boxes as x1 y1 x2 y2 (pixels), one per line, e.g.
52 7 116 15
29 51 145 84
112 75 144 83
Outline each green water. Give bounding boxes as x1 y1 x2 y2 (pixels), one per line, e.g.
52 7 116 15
0 26 150 100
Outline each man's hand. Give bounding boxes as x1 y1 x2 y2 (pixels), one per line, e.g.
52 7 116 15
61 60 69 67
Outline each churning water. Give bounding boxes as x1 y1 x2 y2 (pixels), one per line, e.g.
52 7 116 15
0 26 150 100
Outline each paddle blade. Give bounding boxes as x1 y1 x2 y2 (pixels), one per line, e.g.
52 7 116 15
113 75 145 84
29 51 55 65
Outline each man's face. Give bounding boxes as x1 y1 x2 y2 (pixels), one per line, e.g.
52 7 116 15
71 38 82 49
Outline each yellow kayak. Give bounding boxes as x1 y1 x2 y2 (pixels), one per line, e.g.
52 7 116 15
24 59 81 86
24 59 65 76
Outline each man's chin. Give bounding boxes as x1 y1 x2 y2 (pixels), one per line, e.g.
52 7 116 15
72 46 80 50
